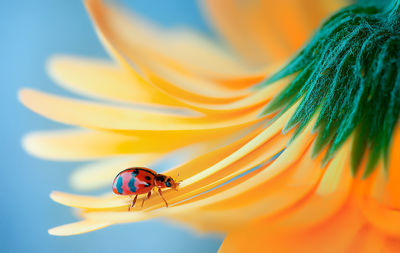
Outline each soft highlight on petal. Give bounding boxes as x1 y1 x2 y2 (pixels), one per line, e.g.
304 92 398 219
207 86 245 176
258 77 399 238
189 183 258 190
48 220 113 236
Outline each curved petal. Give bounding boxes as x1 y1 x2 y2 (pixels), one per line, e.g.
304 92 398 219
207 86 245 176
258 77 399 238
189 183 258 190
70 156 158 191
370 127 400 209
86 0 262 92
23 129 160 160
362 198 400 237
258 142 352 231
48 55 290 114
219 204 365 253
22 127 238 160
47 55 183 107
164 135 352 233
85 0 264 80
50 191 128 209
202 0 346 65
19 89 266 132
360 127 400 236
69 144 216 191
50 107 296 212
48 220 113 236
382 235 400 252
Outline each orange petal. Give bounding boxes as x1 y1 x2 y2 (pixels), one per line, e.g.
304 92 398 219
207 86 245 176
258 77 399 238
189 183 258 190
219 204 365 253
202 0 344 64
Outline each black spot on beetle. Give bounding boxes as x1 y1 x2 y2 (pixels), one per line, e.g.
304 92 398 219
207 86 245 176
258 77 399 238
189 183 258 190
145 176 151 181
155 175 166 182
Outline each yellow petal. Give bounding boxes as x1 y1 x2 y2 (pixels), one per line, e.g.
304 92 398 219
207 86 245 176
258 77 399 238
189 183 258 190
23 129 162 160
48 55 183 107
85 0 263 80
127 107 296 212
49 54 289 114
85 0 269 106
50 191 129 209
264 142 352 231
161 75 290 114
138 61 250 104
48 220 112 236
82 210 154 224
19 89 265 132
70 156 158 191
70 144 214 191
50 107 294 211
22 128 234 160
160 122 318 231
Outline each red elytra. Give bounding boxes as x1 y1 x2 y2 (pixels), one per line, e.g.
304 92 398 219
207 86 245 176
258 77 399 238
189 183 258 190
112 167 179 210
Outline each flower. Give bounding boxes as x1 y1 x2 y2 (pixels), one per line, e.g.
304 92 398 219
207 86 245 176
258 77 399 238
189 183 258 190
20 0 400 252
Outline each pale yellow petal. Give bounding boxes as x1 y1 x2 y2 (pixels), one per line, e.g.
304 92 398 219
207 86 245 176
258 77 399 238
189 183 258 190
48 220 112 236
23 129 162 160
22 128 235 160
70 144 214 191
85 0 263 80
139 60 250 104
19 89 265 132
49 54 289 113
70 156 158 191
158 123 318 232
50 107 294 211
82 210 153 224
48 55 183 107
163 75 290 114
50 191 129 209
85 0 268 106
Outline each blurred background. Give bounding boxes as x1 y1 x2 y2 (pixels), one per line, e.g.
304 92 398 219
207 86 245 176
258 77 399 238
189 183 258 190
0 0 223 252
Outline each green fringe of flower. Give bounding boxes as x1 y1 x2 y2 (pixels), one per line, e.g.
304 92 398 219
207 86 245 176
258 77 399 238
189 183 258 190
261 0 400 178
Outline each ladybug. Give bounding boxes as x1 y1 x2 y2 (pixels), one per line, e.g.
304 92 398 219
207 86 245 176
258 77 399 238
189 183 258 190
112 167 179 210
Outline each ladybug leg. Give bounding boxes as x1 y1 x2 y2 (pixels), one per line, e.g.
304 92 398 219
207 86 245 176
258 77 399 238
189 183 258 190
157 188 168 208
128 194 138 211
141 191 152 208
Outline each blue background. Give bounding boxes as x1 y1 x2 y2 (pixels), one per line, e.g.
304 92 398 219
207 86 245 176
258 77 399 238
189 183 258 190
0 0 223 252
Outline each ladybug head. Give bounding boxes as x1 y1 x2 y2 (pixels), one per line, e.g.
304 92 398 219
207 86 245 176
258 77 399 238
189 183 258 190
155 174 179 190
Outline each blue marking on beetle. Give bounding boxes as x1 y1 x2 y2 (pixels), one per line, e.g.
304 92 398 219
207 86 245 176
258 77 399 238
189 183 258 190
165 180 171 187
116 176 124 194
128 174 137 193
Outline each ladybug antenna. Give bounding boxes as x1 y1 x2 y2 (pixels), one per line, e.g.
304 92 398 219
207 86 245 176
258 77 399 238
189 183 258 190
176 172 183 184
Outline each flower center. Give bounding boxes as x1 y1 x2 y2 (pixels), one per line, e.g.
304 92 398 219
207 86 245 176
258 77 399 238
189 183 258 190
261 0 400 178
